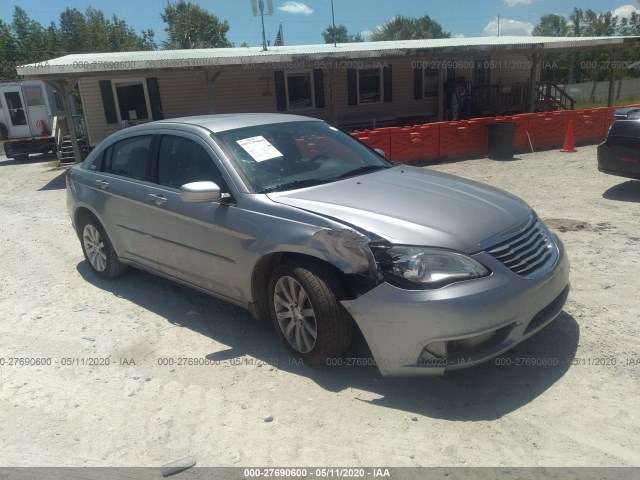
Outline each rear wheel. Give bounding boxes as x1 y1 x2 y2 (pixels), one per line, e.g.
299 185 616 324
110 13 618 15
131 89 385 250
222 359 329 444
269 262 352 365
79 214 128 279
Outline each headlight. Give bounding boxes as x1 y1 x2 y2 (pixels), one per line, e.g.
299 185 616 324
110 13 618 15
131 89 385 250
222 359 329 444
370 245 490 289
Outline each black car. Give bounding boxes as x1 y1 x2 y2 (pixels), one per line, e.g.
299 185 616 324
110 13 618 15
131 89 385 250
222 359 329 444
597 108 640 180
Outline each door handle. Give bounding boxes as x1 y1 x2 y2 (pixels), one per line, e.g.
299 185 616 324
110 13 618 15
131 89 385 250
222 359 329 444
148 193 167 206
94 179 109 190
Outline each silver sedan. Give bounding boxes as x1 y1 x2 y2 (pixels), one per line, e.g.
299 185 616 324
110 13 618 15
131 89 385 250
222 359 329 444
66 114 569 376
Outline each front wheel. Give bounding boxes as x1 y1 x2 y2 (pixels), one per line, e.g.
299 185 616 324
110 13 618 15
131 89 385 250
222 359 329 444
79 214 128 279
269 262 352 365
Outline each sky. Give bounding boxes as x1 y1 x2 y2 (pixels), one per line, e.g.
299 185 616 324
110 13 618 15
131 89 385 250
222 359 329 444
2 0 638 49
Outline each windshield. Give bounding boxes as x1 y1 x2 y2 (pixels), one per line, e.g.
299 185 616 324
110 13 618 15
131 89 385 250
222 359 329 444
213 121 392 192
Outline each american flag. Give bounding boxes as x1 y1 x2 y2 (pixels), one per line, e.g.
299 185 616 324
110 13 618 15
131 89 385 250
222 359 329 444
274 24 283 46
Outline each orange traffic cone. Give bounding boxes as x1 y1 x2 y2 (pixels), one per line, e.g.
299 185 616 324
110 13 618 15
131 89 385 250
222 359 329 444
560 120 576 153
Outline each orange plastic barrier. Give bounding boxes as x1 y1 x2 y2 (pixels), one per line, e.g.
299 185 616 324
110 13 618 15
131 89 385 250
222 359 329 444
416 123 440 163
357 128 392 158
438 120 486 159
572 110 607 145
526 112 572 150
349 103 640 161
510 114 531 151
388 125 440 164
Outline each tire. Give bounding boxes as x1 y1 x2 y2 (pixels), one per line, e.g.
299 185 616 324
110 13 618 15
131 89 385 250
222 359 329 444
79 214 128 279
269 261 352 365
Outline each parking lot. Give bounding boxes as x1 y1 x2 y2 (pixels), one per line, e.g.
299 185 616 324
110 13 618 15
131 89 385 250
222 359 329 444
0 145 638 467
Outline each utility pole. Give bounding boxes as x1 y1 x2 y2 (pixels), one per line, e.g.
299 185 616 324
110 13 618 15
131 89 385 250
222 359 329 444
260 0 268 50
252 0 273 51
331 0 337 47
498 14 501 37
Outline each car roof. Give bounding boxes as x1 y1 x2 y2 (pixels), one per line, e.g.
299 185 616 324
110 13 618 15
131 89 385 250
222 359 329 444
150 113 323 133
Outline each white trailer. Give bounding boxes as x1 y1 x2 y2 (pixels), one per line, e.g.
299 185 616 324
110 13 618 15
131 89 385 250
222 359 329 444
0 80 64 159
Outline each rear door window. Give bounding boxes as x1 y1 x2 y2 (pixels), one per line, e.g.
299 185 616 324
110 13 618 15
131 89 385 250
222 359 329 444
101 135 153 181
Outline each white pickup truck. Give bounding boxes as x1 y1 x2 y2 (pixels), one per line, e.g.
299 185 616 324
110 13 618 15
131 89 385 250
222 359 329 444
0 80 63 160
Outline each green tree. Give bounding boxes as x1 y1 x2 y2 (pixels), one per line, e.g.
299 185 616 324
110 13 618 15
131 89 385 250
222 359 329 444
534 7 638 84
532 14 569 36
321 25 364 44
0 6 154 79
0 20 18 79
11 6 55 65
59 7 154 53
161 0 231 49
370 15 450 41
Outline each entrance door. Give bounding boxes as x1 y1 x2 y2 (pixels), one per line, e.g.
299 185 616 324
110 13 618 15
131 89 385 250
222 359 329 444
2 89 32 138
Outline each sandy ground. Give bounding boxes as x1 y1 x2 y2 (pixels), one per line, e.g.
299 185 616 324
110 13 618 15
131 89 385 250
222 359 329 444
0 145 638 468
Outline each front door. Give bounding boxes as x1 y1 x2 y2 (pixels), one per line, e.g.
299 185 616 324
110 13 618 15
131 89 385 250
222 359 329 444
2 89 32 138
148 132 245 301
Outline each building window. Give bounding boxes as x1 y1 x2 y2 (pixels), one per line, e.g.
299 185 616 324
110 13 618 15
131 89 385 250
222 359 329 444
358 68 381 104
286 72 314 110
112 80 150 121
423 67 439 98
473 58 491 86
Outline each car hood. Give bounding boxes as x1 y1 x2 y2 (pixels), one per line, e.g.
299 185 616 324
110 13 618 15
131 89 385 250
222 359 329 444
267 166 532 252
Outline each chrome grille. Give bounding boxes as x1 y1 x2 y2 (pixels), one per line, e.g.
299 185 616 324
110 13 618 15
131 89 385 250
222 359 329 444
487 220 558 278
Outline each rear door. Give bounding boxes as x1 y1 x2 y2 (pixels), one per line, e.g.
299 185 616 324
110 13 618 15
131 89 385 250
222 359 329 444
94 133 165 270
23 83 51 137
2 87 32 138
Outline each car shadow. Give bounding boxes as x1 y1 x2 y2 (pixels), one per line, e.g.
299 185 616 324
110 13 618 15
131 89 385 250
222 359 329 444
76 262 579 421
602 180 640 202
38 170 68 191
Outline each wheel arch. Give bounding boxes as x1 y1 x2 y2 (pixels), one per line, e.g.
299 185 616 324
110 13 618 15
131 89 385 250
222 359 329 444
74 206 98 237
249 251 379 321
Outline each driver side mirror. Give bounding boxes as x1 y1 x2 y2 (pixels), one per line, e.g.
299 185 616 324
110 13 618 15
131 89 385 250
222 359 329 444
179 181 222 203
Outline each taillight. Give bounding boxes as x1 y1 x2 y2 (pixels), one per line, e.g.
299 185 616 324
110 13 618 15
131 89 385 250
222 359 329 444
65 171 71 187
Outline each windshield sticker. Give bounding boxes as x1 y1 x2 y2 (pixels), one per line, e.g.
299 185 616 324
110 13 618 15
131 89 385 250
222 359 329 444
236 136 283 162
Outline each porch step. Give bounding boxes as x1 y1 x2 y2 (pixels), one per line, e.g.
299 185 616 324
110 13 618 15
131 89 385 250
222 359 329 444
57 135 88 163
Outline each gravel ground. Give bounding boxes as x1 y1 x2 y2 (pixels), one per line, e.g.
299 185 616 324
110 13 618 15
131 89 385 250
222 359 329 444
0 145 638 468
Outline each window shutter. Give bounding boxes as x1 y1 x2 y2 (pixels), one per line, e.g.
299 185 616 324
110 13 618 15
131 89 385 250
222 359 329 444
274 71 287 111
383 64 392 103
413 66 423 100
99 80 118 124
313 69 325 109
347 68 357 106
146 77 164 120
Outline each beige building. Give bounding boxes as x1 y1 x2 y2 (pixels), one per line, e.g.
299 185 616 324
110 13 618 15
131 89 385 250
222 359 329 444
18 36 639 153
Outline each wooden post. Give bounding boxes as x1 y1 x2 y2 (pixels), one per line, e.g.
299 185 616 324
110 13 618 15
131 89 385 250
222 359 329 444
204 69 221 114
607 64 616 107
528 53 539 113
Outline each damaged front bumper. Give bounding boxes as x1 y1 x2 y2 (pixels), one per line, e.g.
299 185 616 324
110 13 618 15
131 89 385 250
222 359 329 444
341 241 570 377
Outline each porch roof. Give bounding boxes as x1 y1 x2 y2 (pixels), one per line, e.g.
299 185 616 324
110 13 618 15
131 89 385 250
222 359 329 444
17 35 640 78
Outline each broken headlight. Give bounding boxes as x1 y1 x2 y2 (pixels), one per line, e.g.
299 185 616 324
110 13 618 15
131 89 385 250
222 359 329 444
370 244 490 289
